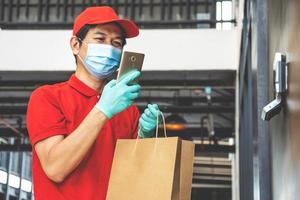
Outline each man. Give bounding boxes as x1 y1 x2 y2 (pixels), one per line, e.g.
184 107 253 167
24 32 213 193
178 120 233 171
27 6 161 200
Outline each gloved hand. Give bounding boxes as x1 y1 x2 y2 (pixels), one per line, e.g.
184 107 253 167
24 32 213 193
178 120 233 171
138 104 162 138
95 70 141 119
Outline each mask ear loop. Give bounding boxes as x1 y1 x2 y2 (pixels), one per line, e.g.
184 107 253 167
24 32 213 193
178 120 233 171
76 37 86 63
77 36 83 43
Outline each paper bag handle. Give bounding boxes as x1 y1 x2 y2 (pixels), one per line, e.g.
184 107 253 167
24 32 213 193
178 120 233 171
155 111 167 138
138 110 167 138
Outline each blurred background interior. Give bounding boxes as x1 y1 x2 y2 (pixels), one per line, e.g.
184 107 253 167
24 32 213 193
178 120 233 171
1 0 300 200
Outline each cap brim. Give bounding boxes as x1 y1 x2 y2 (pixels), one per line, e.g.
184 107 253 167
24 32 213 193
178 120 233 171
88 19 139 38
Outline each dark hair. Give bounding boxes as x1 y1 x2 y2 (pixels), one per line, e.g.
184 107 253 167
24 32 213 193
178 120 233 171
74 23 127 63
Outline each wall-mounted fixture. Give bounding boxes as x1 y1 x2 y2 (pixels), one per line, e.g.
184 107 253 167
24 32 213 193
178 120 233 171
204 87 215 137
261 53 288 121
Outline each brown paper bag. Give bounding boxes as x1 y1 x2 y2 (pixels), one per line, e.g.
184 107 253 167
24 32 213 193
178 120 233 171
106 112 195 200
180 140 195 200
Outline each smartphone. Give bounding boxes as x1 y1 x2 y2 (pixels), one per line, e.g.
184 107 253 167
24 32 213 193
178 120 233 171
117 51 145 83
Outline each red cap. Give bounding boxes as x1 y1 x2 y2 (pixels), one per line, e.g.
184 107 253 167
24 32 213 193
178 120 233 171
73 6 139 38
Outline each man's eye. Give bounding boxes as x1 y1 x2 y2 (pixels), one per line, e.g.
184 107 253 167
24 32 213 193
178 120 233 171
96 38 105 42
112 41 122 47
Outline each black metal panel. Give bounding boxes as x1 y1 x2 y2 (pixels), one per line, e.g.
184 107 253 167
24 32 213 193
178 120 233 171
193 178 232 185
0 127 234 138
0 70 236 87
239 0 272 199
163 127 234 138
0 0 236 29
0 128 28 137
0 143 235 153
0 95 235 104
0 144 32 152
238 0 254 200
191 188 231 200
0 105 234 115
194 163 231 169
252 0 272 199
239 0 272 200
195 144 235 153
194 173 232 178
0 71 73 86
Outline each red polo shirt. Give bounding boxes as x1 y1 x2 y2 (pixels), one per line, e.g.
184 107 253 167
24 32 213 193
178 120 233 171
26 74 140 200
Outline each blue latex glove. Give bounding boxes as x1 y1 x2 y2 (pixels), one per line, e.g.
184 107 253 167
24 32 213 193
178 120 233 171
138 104 162 138
95 70 141 119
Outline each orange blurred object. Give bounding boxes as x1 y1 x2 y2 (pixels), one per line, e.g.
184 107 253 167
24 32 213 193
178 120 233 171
165 123 186 131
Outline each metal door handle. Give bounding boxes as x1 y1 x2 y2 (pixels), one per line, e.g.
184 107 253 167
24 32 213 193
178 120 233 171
261 53 288 121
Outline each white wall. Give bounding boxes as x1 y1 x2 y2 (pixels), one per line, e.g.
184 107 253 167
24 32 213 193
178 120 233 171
0 29 239 71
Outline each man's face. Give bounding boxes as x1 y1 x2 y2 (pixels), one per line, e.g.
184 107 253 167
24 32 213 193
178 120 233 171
71 23 124 62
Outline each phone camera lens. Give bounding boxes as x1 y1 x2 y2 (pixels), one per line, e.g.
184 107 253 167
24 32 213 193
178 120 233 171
130 56 136 62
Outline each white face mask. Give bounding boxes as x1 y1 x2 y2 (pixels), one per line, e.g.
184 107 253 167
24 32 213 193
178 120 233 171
78 42 122 79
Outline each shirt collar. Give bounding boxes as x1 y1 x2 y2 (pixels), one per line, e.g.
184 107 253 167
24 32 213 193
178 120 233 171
68 74 100 97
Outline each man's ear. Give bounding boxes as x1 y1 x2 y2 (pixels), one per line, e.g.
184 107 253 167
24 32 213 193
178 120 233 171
70 36 80 55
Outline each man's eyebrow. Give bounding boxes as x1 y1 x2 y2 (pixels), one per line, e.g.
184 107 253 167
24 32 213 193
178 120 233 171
114 36 122 40
93 31 122 39
94 31 106 36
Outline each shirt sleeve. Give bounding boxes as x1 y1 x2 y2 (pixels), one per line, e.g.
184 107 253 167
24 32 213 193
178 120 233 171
131 105 140 139
26 87 68 146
